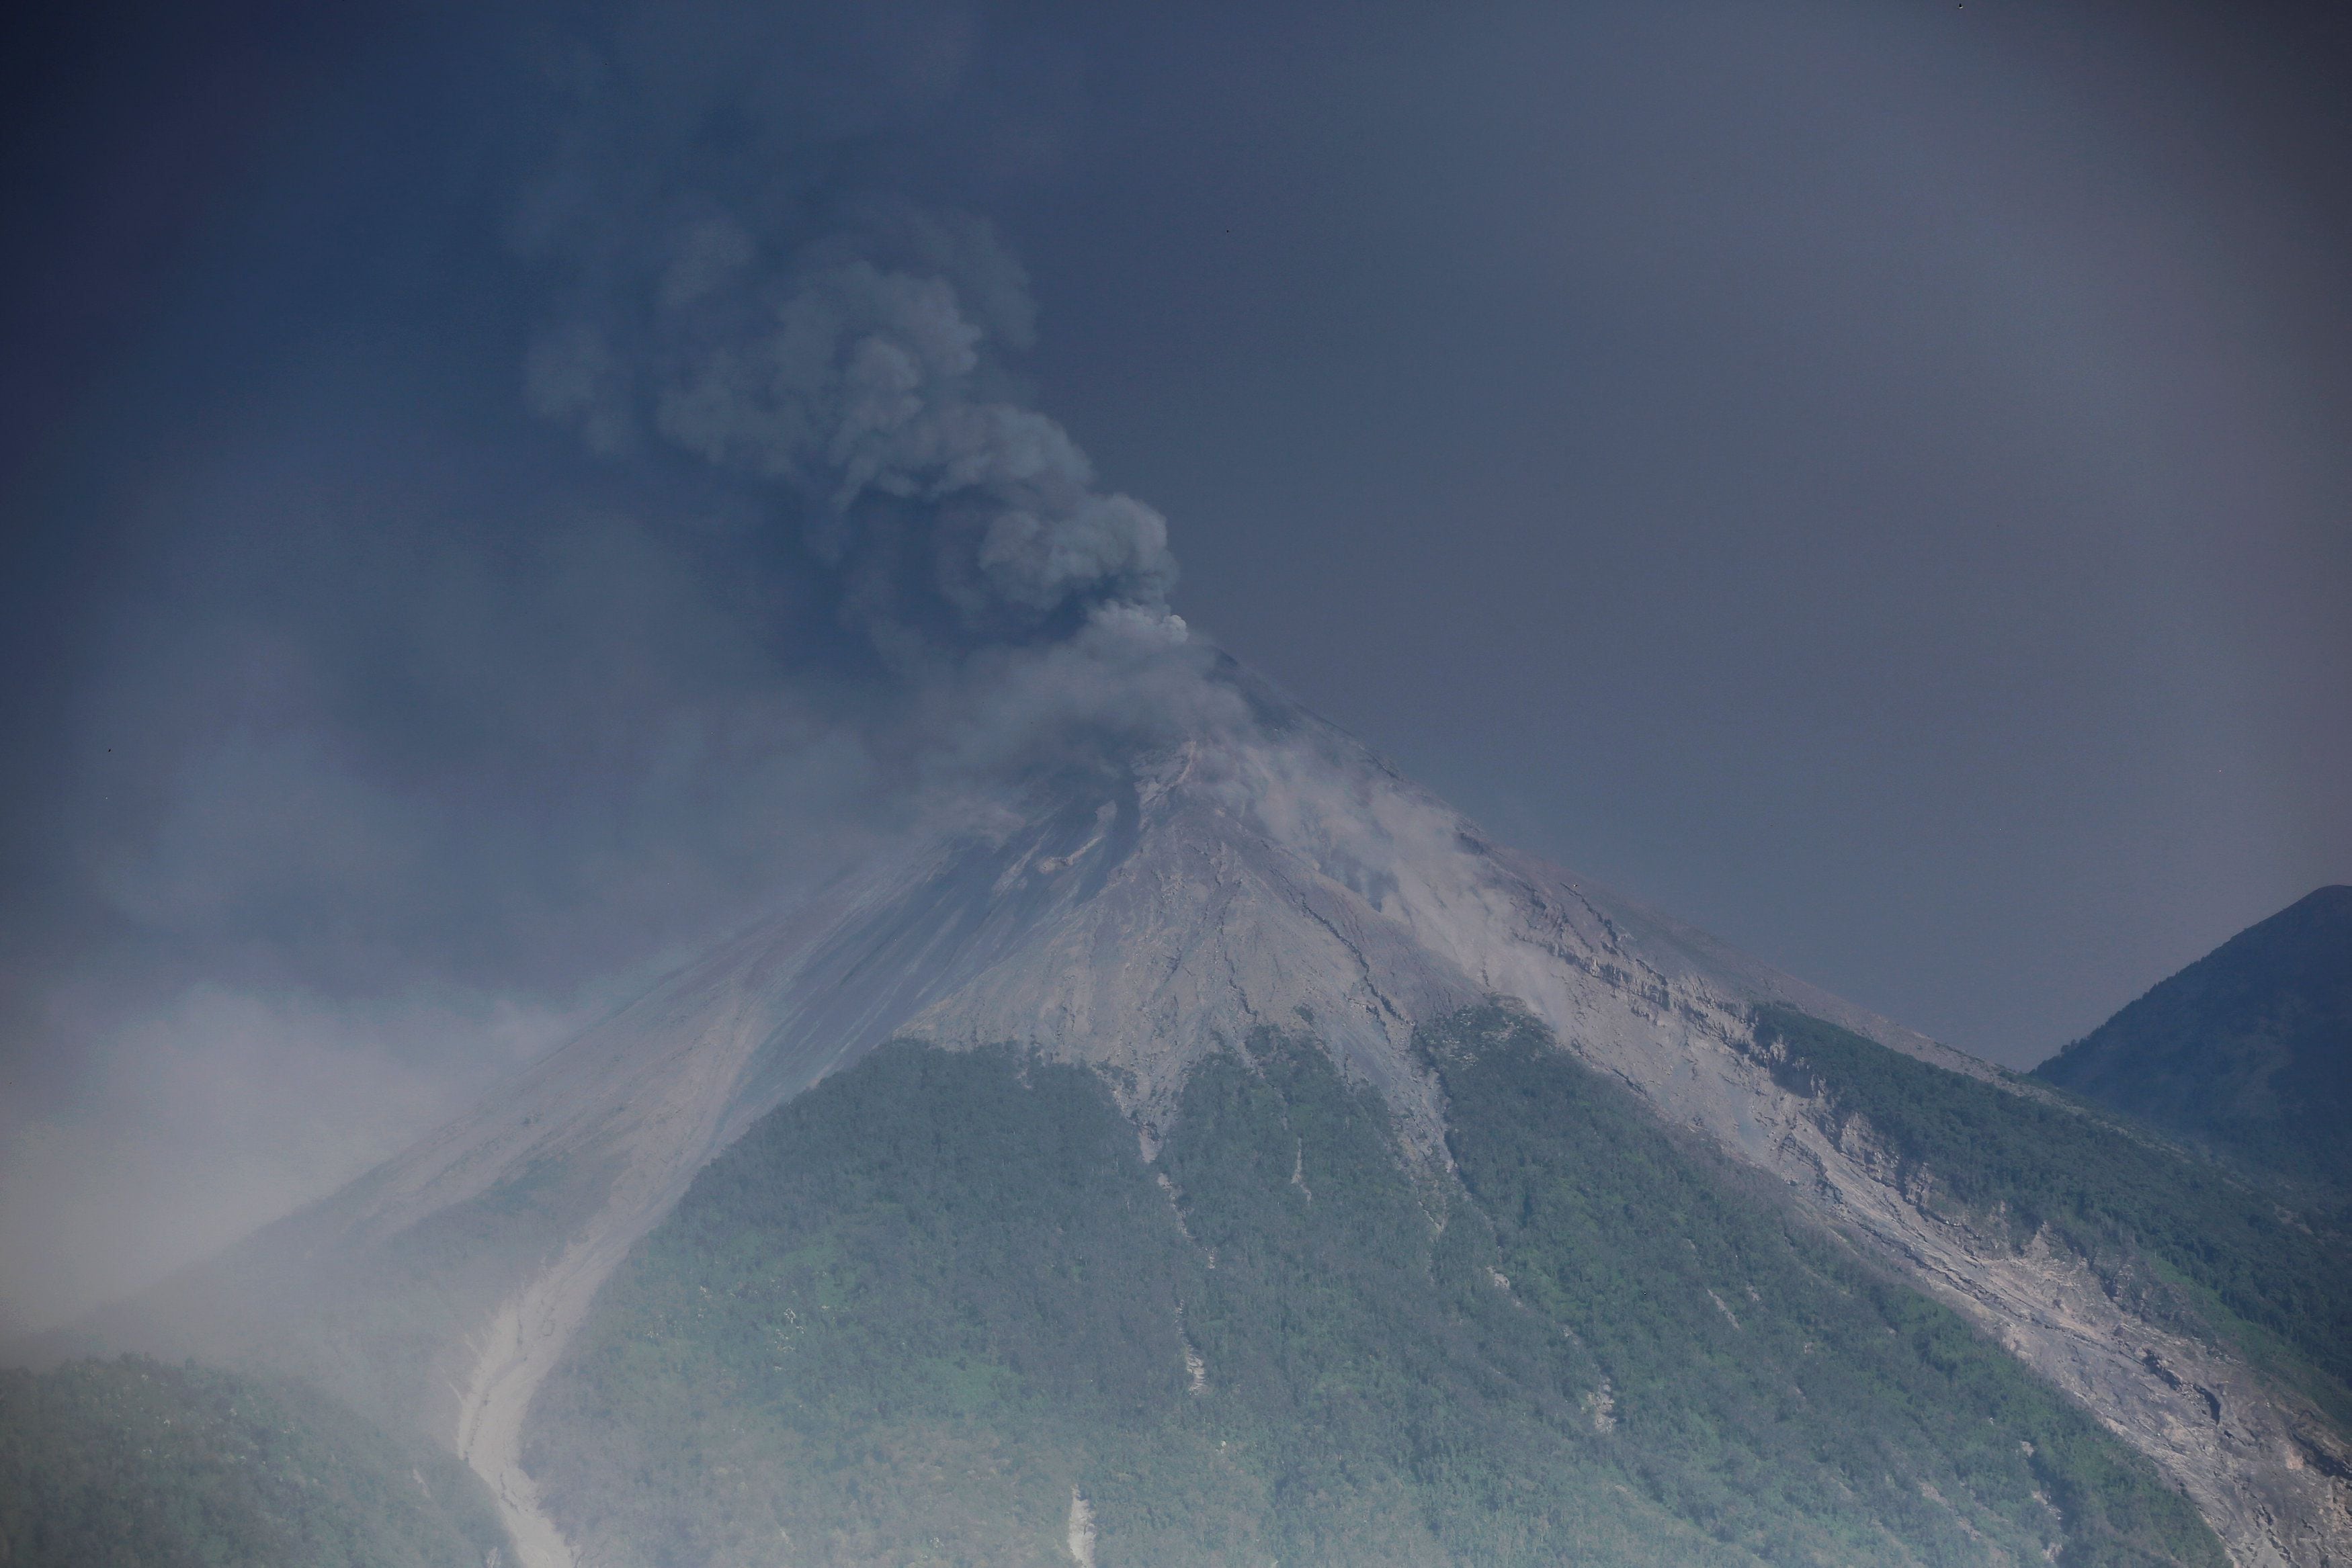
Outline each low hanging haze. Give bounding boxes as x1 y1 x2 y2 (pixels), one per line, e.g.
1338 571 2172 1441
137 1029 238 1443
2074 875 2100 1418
2 0 2348 1332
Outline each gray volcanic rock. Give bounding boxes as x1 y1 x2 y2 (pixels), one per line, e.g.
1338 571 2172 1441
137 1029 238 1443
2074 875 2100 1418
81 690 2352 1567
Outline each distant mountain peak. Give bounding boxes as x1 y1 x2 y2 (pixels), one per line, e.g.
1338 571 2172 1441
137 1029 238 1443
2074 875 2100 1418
2034 884 2352 1189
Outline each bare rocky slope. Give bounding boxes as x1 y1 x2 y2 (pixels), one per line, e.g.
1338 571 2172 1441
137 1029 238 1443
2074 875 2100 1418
89 693 2351 1567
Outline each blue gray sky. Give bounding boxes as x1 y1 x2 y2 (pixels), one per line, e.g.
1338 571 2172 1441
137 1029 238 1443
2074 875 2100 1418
3 0 2348 1327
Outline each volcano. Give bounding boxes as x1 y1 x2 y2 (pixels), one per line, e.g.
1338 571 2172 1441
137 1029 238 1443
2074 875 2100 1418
92 679 2352 1568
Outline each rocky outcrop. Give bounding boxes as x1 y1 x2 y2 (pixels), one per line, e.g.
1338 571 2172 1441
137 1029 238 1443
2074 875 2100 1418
1175 728 2351 1564
1721 1040 2352 1567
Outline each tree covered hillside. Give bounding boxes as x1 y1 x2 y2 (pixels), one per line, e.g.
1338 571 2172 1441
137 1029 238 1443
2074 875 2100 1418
527 1018 2222 1567
2033 885 2352 1194
0 1356 508 1568
1755 1004 2352 1428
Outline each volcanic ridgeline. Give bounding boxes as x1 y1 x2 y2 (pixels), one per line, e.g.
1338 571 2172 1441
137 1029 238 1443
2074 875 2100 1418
82 685 2352 1568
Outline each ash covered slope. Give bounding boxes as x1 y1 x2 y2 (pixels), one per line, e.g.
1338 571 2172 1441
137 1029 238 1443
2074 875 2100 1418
89 701 1928 1535
330 687 1970 1285
91 689 2352 1567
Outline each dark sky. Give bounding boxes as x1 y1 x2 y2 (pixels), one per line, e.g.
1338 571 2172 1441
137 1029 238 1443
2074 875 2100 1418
3 0 2348 1327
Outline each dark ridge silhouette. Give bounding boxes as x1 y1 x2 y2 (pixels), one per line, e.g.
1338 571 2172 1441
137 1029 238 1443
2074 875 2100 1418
2036 887 2352 1194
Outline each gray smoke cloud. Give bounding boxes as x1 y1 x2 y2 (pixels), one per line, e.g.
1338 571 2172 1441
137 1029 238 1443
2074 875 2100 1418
14 0 2348 1338
508 0 1240 755
533 224 1179 654
0 0 1245 1334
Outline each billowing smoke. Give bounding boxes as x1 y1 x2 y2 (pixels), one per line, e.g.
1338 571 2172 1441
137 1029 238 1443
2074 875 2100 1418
534 222 1179 659
29 1 1090 1346
510 4 1244 761
0 0 1247 1332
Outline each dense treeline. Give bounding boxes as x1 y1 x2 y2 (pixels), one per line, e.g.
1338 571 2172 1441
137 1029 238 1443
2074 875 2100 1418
530 1020 2224 1567
1430 1008 2220 1567
1753 1004 2352 1426
0 1355 507 1568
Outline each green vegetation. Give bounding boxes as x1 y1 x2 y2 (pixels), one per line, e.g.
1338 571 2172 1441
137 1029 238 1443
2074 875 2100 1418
532 1019 2226 1566
0 1355 507 1568
528 1041 1216 1565
1429 1006 2220 1568
2033 885 2352 1194
1151 1022 1737 1567
1753 1004 2352 1426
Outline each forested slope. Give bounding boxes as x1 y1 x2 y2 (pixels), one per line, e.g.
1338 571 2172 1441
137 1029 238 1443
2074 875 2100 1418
1756 1004 2352 1430
0 1356 508 1568
527 1016 2222 1567
2033 886 2352 1194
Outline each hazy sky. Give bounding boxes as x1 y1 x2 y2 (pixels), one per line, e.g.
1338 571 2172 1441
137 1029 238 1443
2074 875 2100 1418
3 0 2347 1328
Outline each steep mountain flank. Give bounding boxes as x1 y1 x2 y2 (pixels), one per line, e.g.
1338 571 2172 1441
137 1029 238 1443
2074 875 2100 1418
1751 1007 2352 1565
2035 887 2352 1193
77 696 2352 1566
527 1023 2220 1567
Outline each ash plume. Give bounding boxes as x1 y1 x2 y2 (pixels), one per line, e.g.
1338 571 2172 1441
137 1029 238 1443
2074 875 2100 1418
522 1 1195 667
514 3 1236 754
538 228 1181 653
0 0 1245 1334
